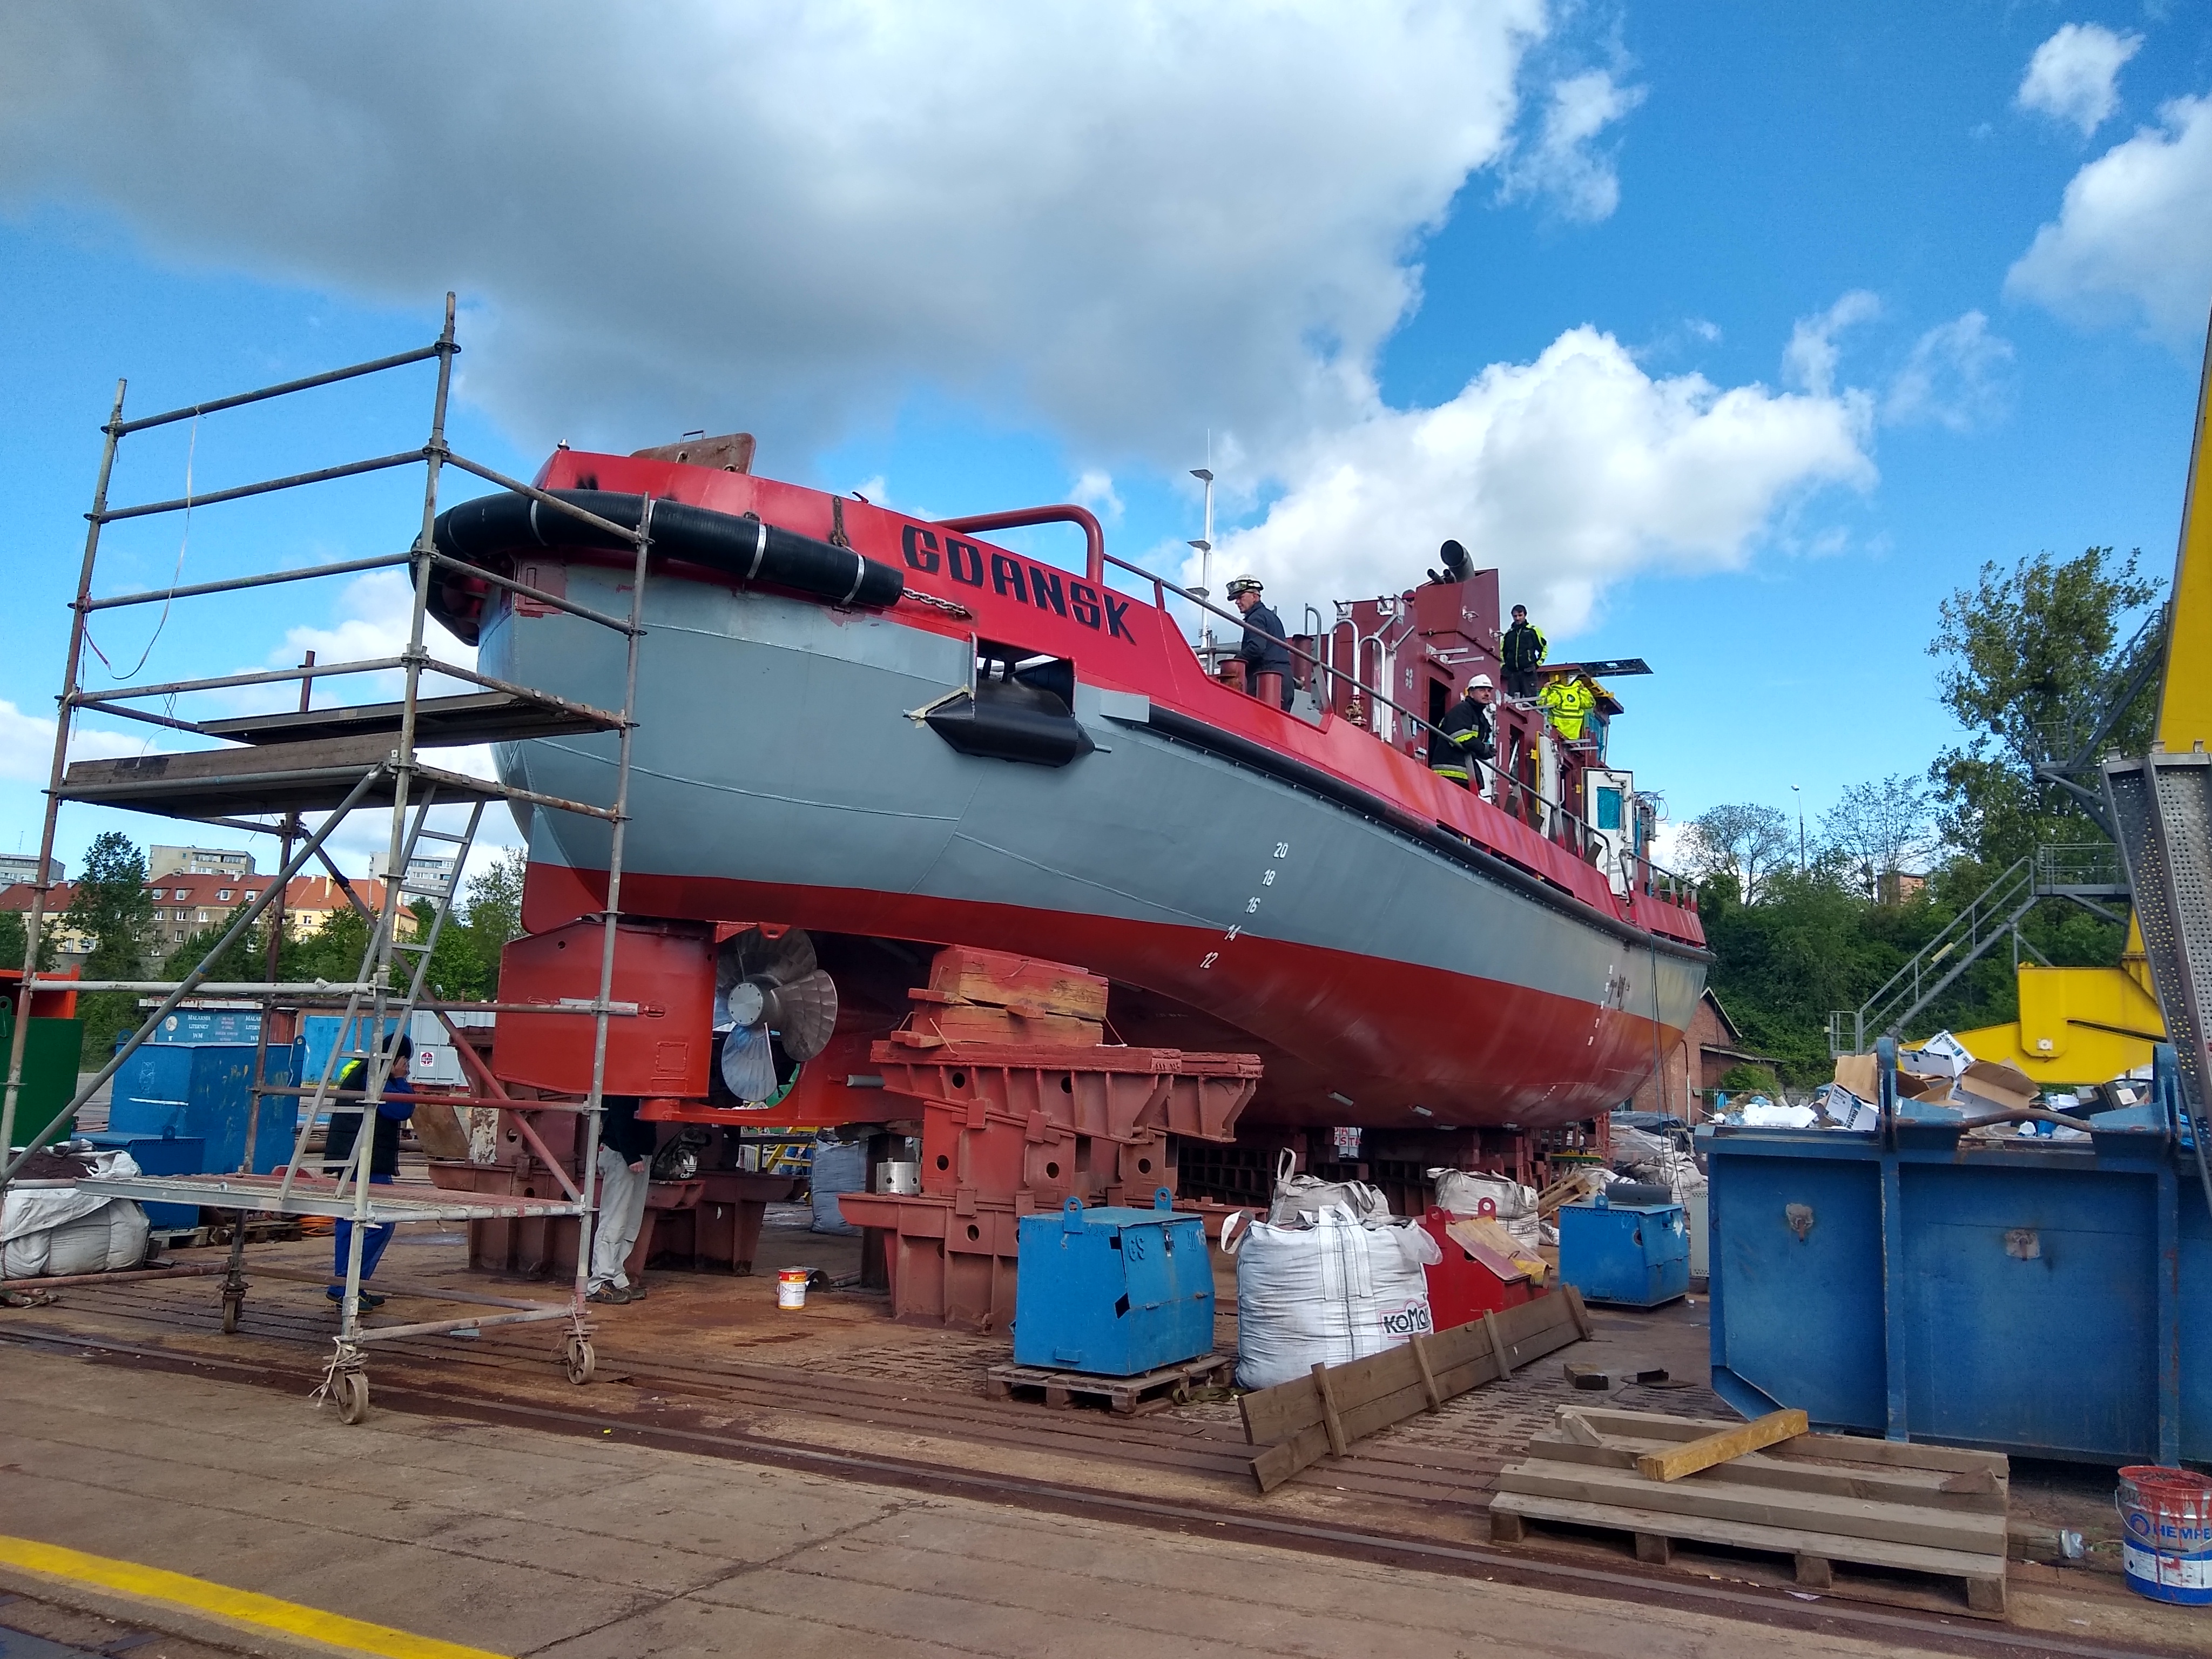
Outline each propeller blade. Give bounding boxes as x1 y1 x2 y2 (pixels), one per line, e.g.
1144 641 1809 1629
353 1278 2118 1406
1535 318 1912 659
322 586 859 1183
764 968 839 1061
719 1021 779 1103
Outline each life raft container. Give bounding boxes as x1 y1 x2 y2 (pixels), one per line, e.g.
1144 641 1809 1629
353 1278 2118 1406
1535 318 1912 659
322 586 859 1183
427 488 905 644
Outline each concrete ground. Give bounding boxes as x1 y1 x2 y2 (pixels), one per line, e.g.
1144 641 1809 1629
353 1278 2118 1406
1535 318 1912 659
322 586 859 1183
0 1342 2007 1659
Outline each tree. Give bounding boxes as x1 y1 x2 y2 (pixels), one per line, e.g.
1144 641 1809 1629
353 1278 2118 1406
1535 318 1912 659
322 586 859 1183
0 908 55 976
456 848 526 997
159 903 267 986
64 832 156 1062
1820 775 1938 896
1680 803 1793 903
1928 547 2161 865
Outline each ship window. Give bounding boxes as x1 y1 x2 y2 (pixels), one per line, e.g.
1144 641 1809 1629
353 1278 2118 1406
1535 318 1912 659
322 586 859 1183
1595 787 1623 831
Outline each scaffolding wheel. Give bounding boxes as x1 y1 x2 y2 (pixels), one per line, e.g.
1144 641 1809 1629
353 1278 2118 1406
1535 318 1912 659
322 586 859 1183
332 1370 370 1425
220 1293 243 1334
562 1334 596 1386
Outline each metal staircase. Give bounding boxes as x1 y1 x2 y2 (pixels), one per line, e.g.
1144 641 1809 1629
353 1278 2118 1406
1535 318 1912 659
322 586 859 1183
1828 844 2131 1056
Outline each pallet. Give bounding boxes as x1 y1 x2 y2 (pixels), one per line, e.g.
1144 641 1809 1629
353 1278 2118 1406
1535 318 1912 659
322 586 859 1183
1239 1288 1591 1493
986 1353 1232 1414
1489 1405 2009 1617
149 1217 305 1251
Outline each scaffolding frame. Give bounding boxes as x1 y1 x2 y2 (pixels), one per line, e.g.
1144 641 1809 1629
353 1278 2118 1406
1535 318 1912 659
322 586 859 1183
0 295 651 1421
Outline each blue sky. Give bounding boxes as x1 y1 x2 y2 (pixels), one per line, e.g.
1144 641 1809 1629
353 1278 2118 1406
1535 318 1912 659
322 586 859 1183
2 1 2209 882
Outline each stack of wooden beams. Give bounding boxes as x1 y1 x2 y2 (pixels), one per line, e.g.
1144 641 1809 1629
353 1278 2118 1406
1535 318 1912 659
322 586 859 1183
1238 1289 1590 1493
1490 1405 2010 1615
896 946 1109 1047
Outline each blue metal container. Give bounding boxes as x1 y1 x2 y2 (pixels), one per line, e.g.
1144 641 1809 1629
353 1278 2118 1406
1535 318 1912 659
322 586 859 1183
110 1030 298 1177
1558 1191 1690 1307
1703 1043 2212 1464
1013 1190 1213 1376
78 1132 207 1228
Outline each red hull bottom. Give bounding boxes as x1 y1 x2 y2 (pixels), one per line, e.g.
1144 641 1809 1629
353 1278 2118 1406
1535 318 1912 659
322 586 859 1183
526 862 1681 1130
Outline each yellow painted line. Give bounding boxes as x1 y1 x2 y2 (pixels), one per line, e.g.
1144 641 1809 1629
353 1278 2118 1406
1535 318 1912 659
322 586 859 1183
0 1534 508 1659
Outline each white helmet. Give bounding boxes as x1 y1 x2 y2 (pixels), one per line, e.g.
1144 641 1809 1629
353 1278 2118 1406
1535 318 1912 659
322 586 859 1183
1468 672 1494 689
1225 574 1263 597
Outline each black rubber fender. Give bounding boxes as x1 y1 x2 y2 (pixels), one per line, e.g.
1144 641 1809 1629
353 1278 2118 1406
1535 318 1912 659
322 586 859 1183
428 489 904 643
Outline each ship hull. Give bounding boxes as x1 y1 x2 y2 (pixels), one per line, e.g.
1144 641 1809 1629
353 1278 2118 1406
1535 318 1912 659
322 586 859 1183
480 561 1703 1130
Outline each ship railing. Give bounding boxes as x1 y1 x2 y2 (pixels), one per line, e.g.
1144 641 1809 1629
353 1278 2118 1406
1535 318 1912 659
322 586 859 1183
1103 550 1698 912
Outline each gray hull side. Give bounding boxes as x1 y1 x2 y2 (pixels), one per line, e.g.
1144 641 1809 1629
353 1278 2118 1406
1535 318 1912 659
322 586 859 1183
481 567 1704 1118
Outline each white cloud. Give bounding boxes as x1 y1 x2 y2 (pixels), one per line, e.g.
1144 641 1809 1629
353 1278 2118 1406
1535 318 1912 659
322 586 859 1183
1782 291 1880 399
1501 68 1647 222
2017 23 2142 137
0 701 158 784
0 2 1547 470
2007 95 2212 345
850 476 889 507
276 570 476 700
1213 326 1874 636
1883 311 2015 431
1069 469 1125 523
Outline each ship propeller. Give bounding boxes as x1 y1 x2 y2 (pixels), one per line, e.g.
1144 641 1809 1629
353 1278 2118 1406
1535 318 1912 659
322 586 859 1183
716 926 839 1103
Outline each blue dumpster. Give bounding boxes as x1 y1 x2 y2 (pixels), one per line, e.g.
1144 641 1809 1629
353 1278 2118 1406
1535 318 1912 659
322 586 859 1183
1703 1042 2212 1464
111 1013 298 1176
1013 1190 1213 1376
1558 1190 1690 1307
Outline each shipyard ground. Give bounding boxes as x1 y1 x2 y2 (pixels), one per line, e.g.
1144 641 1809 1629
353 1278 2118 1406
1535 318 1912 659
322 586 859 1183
0 1205 2198 1659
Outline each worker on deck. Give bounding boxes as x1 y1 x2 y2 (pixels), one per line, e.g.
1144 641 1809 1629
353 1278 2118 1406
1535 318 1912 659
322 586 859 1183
1501 604 1546 698
1227 575 1295 710
1538 669 1597 743
1428 672 1498 790
322 1034 413 1309
586 1095 657 1305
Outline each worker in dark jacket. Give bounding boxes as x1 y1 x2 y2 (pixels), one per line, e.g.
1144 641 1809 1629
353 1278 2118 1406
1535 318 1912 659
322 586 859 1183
587 1096 657 1304
323 1035 413 1307
1500 604 1547 698
1428 673 1497 790
1226 575 1295 710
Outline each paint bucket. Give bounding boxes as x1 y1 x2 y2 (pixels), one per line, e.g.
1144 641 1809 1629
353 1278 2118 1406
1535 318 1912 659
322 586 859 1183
777 1267 810 1311
2117 1466 2212 1603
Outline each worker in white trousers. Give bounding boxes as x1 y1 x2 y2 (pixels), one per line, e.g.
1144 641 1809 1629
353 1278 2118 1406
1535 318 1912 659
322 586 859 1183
586 1096 655 1304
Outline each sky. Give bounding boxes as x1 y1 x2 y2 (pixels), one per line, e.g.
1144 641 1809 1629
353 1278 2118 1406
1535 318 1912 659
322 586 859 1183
1 0 2209 887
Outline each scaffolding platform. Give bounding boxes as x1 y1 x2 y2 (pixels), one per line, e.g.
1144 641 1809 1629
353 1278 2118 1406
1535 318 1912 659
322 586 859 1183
200 689 622 748
56 740 512 819
78 1172 592 1228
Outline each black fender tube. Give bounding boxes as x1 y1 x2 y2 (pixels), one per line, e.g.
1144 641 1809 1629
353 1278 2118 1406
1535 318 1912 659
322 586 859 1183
1140 704 1711 966
428 489 904 643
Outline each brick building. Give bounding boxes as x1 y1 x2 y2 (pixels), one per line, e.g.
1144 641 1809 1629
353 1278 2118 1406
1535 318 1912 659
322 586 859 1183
0 873 409 960
1627 988 1778 1122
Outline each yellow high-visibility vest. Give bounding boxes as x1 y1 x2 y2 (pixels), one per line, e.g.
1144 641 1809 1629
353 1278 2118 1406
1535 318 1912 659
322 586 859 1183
1539 677 1596 740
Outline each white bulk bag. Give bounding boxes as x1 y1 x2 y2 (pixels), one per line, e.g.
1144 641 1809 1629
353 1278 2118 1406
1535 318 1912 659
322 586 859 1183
1224 1205 1442 1390
1266 1147 1388 1225
1428 1169 1542 1251
1 1151 150 1277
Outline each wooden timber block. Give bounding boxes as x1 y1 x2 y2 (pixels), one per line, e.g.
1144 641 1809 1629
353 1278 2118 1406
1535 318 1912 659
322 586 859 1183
1637 1408 1809 1482
1795 1554 1833 1589
927 945 1110 1020
1634 1533 1671 1566
928 1004 1104 1047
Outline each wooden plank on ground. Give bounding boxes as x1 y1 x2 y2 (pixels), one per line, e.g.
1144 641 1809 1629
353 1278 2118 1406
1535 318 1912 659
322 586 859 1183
1240 1289 1588 1493
1636 1408 1808 1482
1569 1406 2009 1480
1492 1459 2006 1556
1488 1490 2006 1614
1526 1430 2005 1513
